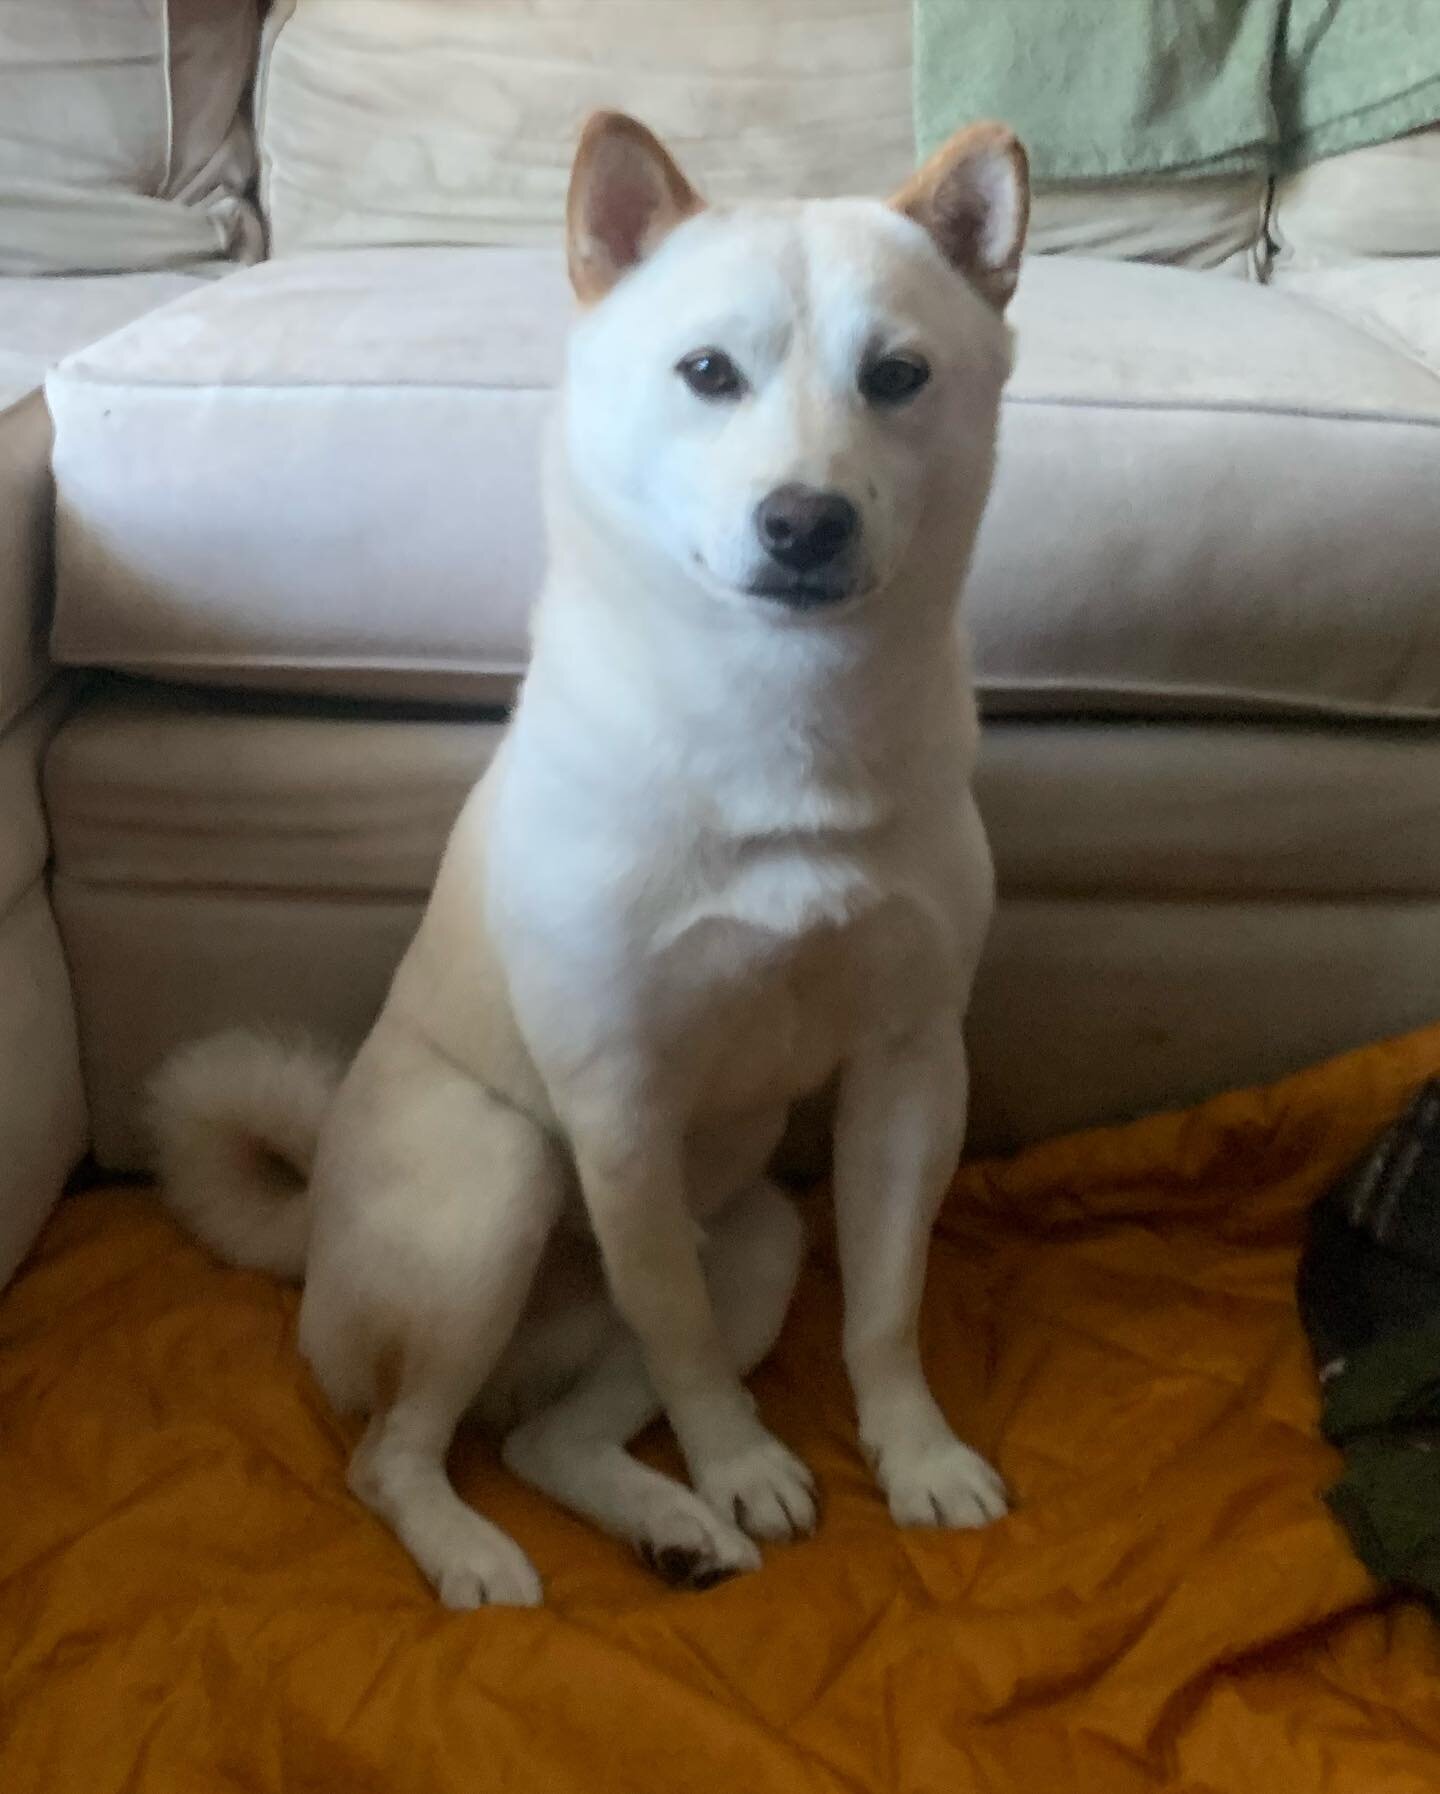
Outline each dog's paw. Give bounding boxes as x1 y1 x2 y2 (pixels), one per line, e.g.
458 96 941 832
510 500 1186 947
696 1433 818 1542
426 1515 544 1610
875 1432 1008 1531
633 1489 762 1590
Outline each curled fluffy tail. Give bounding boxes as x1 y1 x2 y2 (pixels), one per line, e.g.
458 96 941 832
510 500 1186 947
148 1029 343 1278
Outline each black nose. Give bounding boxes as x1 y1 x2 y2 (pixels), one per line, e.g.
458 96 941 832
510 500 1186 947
755 484 859 572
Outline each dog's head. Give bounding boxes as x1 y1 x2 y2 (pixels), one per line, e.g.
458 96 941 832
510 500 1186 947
558 111 1028 616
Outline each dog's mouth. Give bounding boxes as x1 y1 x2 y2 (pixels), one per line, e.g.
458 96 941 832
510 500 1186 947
743 570 859 611
688 547 873 615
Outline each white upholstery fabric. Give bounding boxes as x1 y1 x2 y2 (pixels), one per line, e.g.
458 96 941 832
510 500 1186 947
48 248 1440 720
0 694 64 911
53 862 1440 1170
982 724 1440 900
1028 178 1267 277
0 887 87 1283
50 249 566 704
0 1 262 276
974 256 1440 720
44 695 1440 1164
257 0 914 254
970 898 1440 1150
257 0 1265 272
52 881 418 1168
46 697 504 897
1003 253 1437 410
1267 126 1440 429
0 395 53 734
2 277 200 733
1269 127 1440 382
0 696 86 1286
0 271 202 411
44 694 1440 904
1273 260 1440 384
1271 126 1440 269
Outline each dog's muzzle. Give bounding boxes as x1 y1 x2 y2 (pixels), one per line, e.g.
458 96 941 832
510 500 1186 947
749 483 860 608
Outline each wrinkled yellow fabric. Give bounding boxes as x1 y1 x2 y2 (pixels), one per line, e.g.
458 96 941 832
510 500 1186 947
6 1026 1440 1792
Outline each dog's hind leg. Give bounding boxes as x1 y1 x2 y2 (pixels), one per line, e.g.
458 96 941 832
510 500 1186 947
500 1180 809 1586
306 1050 568 1609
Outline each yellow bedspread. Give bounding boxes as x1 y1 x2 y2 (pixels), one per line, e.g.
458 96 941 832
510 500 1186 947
5 1027 1440 1792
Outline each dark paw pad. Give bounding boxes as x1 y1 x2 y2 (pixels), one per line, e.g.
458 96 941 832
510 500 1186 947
638 1541 737 1591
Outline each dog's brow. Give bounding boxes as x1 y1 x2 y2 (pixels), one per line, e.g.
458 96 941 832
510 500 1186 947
798 224 926 376
674 312 791 366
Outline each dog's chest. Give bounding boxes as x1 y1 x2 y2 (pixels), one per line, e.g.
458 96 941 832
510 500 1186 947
649 848 950 1114
481 730 983 1114
681 916 856 1113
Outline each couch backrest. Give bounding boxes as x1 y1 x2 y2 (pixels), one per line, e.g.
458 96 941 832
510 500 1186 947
4 3 1429 282
256 0 916 254
255 0 1282 275
0 0 263 277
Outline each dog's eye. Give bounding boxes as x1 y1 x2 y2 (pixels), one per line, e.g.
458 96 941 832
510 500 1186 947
676 349 746 401
861 353 931 406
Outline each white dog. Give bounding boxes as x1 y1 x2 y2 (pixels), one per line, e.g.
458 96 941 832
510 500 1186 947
151 111 1030 1608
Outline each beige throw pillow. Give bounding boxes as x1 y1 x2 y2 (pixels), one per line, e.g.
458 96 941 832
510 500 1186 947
0 0 262 277
1270 124 1440 268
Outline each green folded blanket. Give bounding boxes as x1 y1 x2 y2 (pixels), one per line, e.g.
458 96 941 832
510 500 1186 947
1298 1080 1440 1606
915 0 1440 181
1321 1315 1440 1601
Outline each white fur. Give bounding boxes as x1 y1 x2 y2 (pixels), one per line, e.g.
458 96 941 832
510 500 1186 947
150 1030 340 1276
152 120 1023 1607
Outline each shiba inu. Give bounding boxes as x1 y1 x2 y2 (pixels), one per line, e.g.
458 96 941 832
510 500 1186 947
152 110 1030 1607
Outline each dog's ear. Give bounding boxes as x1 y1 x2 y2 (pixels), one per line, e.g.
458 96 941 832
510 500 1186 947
891 123 1029 312
567 111 703 304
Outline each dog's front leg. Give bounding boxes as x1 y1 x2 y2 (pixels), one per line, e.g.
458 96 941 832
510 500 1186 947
834 1013 1009 1528
569 1122 816 1542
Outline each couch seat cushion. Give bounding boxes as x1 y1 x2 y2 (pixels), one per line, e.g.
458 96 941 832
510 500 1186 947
47 247 1440 720
0 272 206 729
47 691 1440 907
1273 260 1440 389
0 272 203 412
44 691 1440 1161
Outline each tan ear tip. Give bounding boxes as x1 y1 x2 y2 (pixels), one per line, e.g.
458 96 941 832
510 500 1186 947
971 124 1031 220
575 109 657 156
575 110 605 145
570 112 648 202
971 121 1029 175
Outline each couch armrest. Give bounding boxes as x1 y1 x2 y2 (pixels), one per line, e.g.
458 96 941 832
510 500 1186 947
0 395 87 1286
0 692 87 1287
0 391 56 735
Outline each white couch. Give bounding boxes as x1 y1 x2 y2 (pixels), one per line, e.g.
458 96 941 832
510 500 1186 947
4 0 1440 1284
